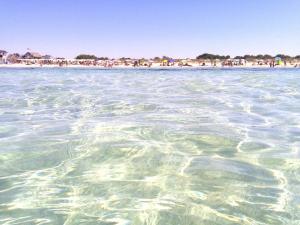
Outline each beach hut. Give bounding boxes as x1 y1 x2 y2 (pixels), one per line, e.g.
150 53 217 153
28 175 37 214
0 50 7 64
0 50 7 57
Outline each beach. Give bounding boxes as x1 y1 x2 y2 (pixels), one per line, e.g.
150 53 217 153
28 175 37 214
2 51 299 69
0 62 299 69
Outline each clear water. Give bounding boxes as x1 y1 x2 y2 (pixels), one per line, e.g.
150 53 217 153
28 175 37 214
0 68 300 225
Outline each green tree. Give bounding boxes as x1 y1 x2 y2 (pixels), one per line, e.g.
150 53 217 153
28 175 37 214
234 56 243 59
262 54 273 60
275 54 292 61
153 57 161 62
196 53 230 60
98 57 109 60
75 54 98 60
119 57 131 60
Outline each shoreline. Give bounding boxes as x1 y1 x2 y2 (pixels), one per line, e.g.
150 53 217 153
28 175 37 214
0 64 299 69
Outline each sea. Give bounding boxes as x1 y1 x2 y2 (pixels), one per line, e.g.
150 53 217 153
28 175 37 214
0 68 299 225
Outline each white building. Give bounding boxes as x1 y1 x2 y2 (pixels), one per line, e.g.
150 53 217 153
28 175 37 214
0 50 8 64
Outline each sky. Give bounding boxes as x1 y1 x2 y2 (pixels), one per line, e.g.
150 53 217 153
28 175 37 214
1 0 300 58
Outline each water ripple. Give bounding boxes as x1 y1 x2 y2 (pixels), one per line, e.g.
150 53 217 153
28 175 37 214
0 68 300 224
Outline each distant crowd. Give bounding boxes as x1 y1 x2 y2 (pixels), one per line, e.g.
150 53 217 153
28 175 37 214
0 51 299 68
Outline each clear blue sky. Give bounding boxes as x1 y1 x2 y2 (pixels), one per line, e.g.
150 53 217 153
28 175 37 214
1 0 300 58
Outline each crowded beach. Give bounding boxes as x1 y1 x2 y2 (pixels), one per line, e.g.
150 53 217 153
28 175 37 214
0 50 300 68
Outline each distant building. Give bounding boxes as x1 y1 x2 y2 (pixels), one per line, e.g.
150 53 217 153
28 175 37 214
0 50 8 64
0 50 7 56
22 52 42 59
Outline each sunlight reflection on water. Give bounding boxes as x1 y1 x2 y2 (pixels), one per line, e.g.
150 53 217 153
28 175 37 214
0 68 300 224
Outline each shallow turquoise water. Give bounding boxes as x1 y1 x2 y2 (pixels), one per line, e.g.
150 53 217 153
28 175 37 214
0 68 300 225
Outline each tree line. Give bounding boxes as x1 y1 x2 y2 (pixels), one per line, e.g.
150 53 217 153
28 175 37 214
75 53 300 61
196 53 300 61
75 54 109 60
2 50 300 61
